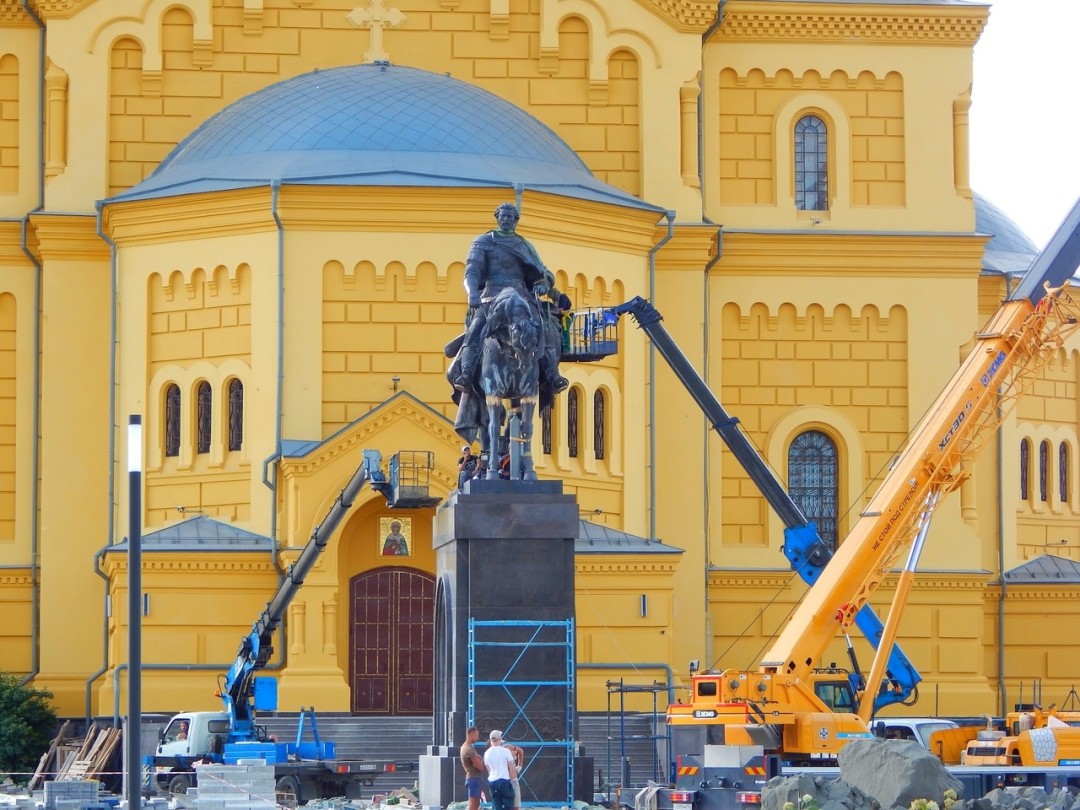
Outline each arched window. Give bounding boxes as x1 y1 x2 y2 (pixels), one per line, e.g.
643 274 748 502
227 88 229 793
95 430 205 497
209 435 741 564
1020 439 1030 501
567 388 579 458
196 381 212 454
1039 440 1050 502
788 430 839 550
593 390 606 460
1060 442 1069 504
795 115 828 211
541 405 552 455
228 378 244 452
164 384 181 458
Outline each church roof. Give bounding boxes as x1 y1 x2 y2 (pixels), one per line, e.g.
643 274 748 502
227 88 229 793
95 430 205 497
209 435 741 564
976 192 1040 277
1003 553 1080 585
109 515 273 551
575 519 681 554
107 63 661 212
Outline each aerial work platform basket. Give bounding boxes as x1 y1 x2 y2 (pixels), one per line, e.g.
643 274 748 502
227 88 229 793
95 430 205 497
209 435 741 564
378 450 442 508
562 308 620 362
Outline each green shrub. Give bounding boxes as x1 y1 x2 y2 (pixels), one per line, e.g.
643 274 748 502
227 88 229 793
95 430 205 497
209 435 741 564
0 673 58 785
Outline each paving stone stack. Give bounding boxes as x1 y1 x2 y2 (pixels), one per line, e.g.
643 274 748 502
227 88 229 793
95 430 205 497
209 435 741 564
193 765 276 810
43 780 100 810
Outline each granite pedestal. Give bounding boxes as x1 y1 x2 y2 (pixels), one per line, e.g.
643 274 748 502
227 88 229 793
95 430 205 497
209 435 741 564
419 478 591 807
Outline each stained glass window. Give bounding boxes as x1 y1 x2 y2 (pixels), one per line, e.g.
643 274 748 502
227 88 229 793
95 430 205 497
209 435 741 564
1020 439 1029 501
795 115 828 211
568 388 579 459
164 384 180 458
197 381 212 455
1060 442 1069 504
1039 440 1050 502
593 390 605 460
541 405 552 455
228 378 244 452
788 430 839 549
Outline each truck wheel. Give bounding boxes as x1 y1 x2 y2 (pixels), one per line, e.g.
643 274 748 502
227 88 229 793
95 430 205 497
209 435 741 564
167 774 192 795
276 775 301 809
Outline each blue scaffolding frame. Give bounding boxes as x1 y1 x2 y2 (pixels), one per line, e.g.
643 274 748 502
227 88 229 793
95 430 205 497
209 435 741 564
468 618 576 807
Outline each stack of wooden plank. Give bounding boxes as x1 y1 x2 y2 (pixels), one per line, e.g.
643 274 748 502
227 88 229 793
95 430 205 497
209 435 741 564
28 722 123 790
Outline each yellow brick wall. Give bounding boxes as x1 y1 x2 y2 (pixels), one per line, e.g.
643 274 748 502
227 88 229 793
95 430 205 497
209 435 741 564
321 259 462 433
592 49 641 197
0 292 14 541
0 568 30 672
985 584 1080 713
717 68 905 208
713 570 996 715
575 556 678 708
0 54 17 193
720 301 908 545
145 264 253 526
1015 347 1080 557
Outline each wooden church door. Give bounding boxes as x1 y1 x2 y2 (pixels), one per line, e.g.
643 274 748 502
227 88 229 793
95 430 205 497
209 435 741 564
349 567 435 714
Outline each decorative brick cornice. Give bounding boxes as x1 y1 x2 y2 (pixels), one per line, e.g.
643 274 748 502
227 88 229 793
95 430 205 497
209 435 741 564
709 568 991 590
984 585 1080 602
103 555 278 576
2 0 94 21
634 0 718 31
29 213 110 260
715 2 987 45
577 560 678 574
0 569 32 586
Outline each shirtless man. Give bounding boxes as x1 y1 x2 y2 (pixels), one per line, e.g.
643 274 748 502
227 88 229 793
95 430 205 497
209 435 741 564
460 726 486 810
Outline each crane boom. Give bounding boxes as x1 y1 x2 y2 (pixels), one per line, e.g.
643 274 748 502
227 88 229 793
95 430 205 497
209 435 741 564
222 450 388 736
666 196 1080 759
757 197 1080 716
608 298 920 711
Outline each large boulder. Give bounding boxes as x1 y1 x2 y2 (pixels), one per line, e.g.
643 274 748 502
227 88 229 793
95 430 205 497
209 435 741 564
837 739 963 810
762 773 872 810
763 740 965 810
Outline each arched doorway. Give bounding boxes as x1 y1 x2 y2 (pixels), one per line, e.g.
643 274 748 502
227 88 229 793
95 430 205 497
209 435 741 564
349 566 435 715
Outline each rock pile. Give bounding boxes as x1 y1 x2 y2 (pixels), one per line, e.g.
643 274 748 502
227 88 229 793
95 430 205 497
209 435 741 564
763 739 1077 810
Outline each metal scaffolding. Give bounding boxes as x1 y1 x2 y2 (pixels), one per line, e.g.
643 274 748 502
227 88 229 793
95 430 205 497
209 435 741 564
468 619 576 807
603 679 669 804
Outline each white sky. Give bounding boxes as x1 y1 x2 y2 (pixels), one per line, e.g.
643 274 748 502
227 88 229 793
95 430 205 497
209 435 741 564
970 0 1080 249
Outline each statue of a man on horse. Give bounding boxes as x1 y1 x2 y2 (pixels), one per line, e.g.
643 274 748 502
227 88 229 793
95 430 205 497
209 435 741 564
447 203 570 480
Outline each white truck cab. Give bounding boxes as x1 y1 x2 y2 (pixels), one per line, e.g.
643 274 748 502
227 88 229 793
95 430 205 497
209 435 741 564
873 717 959 748
157 711 230 759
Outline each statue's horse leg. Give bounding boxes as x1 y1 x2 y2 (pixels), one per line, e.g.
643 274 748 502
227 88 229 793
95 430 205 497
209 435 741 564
485 398 505 480
518 397 538 480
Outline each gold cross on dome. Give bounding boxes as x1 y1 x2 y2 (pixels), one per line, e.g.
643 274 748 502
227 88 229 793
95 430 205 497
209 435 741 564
346 0 406 64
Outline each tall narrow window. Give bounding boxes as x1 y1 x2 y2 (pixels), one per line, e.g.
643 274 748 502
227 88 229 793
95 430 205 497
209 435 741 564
1020 439 1030 501
196 381 212 454
228 378 244 452
541 405 552 455
164 384 181 458
1039 440 1050 502
593 390 606 460
1059 442 1069 504
788 430 839 550
795 115 828 211
567 388 579 458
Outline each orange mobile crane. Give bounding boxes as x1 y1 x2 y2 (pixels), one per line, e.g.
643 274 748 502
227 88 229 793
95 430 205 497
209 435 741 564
614 196 1080 774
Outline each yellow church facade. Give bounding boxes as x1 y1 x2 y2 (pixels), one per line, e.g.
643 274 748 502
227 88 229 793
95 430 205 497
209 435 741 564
1 0 1077 721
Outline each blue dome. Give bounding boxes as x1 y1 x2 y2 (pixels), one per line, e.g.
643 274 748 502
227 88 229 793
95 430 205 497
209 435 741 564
109 63 658 211
975 192 1039 276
